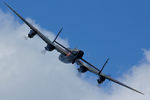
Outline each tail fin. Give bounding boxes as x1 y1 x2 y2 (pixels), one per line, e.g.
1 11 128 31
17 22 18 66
98 58 109 74
52 27 63 43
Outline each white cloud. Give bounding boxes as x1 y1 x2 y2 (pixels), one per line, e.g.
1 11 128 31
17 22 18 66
0 9 149 100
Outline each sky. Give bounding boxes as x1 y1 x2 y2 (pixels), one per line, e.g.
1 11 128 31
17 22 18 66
0 0 150 99
1 0 150 77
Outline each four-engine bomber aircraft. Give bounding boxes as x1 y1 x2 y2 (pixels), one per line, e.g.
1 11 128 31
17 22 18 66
4 2 144 95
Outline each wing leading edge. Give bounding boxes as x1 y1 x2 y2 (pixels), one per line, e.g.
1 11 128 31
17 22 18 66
100 73 144 95
4 2 67 55
78 60 144 95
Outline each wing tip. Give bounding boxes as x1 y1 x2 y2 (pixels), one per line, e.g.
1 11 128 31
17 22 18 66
138 91 144 95
3 1 8 6
3 1 11 10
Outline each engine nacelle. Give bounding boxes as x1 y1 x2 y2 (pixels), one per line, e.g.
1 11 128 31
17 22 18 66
97 76 106 84
77 66 88 73
28 30 36 38
45 44 55 51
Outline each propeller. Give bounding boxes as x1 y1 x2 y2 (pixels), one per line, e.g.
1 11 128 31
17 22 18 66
76 71 82 78
23 35 29 40
96 84 101 88
41 49 46 55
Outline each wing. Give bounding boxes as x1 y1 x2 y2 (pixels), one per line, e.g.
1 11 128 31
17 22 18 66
100 73 144 95
4 2 67 55
76 60 144 95
76 60 99 74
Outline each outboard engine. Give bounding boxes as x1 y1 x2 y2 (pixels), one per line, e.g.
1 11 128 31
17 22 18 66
97 76 106 84
78 66 88 73
72 50 84 64
45 44 55 51
28 30 36 38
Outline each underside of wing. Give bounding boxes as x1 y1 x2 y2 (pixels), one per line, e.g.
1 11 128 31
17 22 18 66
77 59 144 95
4 2 67 55
100 73 144 95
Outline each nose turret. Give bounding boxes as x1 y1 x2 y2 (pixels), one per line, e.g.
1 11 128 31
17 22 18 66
72 50 84 64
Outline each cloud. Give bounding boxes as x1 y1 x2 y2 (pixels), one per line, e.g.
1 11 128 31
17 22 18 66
0 9 149 100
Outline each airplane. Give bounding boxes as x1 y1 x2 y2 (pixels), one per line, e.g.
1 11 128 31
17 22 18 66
4 2 144 95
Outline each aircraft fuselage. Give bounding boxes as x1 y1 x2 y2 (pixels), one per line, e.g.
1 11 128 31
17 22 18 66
59 48 84 64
